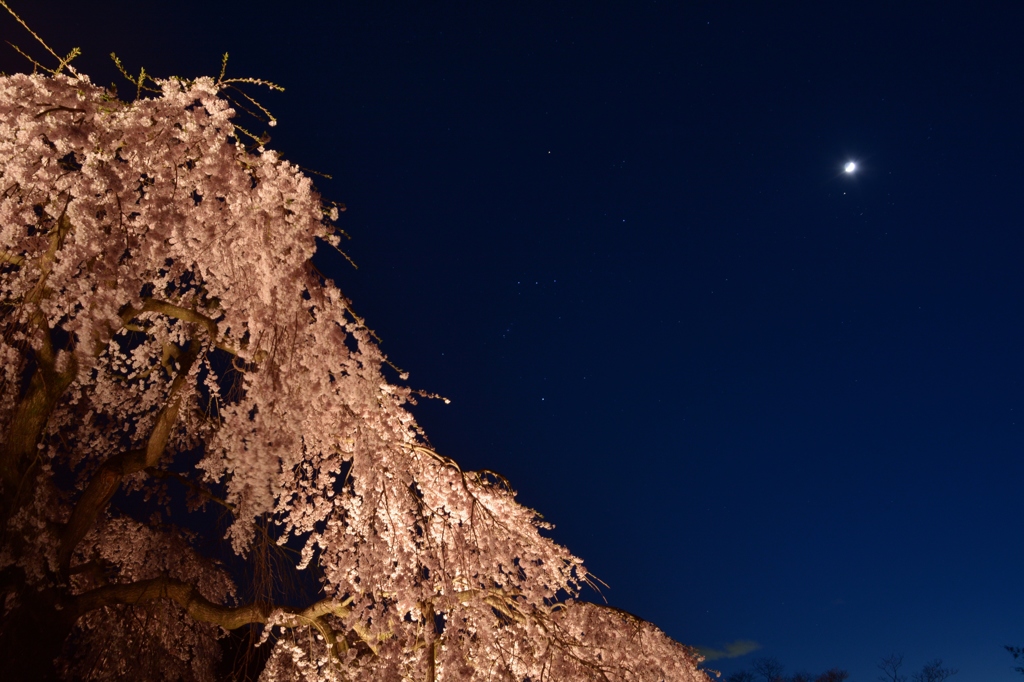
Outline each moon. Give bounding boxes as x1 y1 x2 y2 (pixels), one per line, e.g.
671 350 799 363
844 161 857 173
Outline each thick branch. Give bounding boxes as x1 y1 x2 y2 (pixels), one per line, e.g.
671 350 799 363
120 297 249 358
74 576 351 631
58 341 201 576
56 449 144 576
0 249 24 265
0 310 77 493
2 209 74 491
122 298 219 345
5 294 235 493
143 339 201 468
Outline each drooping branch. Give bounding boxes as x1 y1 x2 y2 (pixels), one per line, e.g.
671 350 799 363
74 575 361 665
73 576 351 632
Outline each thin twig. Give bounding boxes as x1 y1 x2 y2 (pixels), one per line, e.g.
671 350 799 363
0 0 63 64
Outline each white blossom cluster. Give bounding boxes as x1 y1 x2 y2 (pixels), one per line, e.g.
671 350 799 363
0 71 709 681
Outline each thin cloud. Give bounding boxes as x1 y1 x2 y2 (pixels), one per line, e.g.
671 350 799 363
696 639 762 661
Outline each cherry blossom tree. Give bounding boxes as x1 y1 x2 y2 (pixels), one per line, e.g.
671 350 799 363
0 14 711 682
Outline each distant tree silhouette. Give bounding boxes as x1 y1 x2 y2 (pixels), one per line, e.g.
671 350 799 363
727 662 849 682
912 659 957 682
727 672 757 682
1008 646 1024 676
878 654 909 682
752 657 786 682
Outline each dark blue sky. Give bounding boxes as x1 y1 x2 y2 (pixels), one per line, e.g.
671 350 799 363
9 1 1024 679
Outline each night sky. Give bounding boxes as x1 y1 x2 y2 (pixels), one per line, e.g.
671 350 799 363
6 1 1024 679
